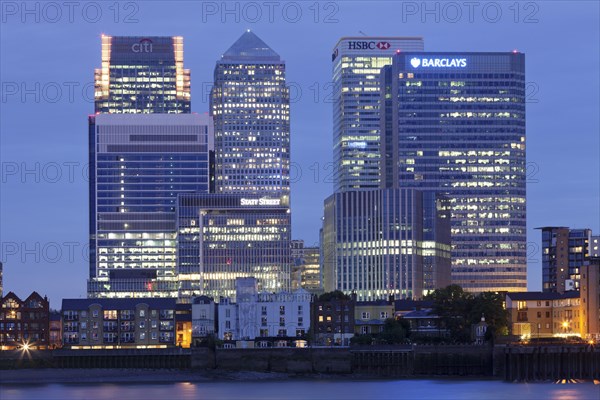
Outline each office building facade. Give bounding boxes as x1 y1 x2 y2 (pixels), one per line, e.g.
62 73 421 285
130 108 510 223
177 192 291 301
332 37 425 191
381 52 527 292
322 189 451 301
539 226 594 293
211 30 290 194
88 114 211 298
291 240 323 293
95 35 190 114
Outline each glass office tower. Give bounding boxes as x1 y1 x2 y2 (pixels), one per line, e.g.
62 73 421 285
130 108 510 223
291 240 323 294
177 192 291 301
210 30 290 194
191 31 292 300
88 114 211 298
331 37 424 192
381 52 527 292
322 189 451 301
95 35 191 114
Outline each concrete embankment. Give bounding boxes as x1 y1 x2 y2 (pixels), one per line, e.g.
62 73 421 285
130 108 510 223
1 344 599 381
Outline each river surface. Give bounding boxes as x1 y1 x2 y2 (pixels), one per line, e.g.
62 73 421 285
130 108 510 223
1 380 598 400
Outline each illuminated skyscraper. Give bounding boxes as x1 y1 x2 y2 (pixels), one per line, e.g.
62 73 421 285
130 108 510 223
210 30 290 194
177 192 291 301
95 35 190 114
184 31 292 300
381 52 527 292
322 189 451 301
88 114 212 298
331 37 424 192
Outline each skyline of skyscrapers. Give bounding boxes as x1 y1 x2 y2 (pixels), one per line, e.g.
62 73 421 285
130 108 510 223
380 52 527 293
85 32 533 303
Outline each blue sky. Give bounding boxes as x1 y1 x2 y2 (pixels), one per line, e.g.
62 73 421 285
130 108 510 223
1 1 599 307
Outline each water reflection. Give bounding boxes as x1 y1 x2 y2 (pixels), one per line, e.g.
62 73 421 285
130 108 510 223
1 380 598 400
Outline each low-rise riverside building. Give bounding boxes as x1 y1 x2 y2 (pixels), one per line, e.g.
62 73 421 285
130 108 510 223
0 291 49 349
311 292 355 346
216 278 312 347
507 292 581 338
191 296 216 340
506 265 599 341
354 299 394 335
61 298 180 349
49 311 62 349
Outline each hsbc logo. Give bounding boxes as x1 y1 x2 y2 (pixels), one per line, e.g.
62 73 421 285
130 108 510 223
132 38 153 53
348 41 392 50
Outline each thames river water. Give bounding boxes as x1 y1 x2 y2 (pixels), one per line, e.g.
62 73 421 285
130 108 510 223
1 380 599 400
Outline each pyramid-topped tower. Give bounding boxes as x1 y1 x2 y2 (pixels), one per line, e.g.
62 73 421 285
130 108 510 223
221 30 281 61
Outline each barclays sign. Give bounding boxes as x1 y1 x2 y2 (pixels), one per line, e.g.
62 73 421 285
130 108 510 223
410 57 467 68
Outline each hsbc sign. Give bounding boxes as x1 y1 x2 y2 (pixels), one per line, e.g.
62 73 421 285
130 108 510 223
347 41 392 50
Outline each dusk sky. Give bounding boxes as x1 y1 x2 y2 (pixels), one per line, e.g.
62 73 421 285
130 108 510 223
1 1 598 308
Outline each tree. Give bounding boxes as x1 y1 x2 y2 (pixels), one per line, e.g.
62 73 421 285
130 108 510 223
318 290 351 301
350 334 373 345
468 291 508 338
426 285 473 342
425 285 508 343
379 318 409 344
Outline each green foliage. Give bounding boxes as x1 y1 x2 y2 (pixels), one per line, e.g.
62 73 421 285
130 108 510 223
318 290 351 301
350 334 373 345
425 285 508 343
468 291 509 339
379 318 409 344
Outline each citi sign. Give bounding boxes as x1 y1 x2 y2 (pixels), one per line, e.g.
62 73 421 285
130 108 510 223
348 41 391 50
132 38 153 53
410 57 467 68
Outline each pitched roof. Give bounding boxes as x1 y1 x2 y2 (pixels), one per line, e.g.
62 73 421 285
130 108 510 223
394 299 433 311
221 30 280 61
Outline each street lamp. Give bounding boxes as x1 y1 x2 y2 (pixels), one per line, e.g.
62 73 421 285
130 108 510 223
562 320 569 334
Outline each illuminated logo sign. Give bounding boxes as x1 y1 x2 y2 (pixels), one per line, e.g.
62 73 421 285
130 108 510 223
410 57 467 68
132 38 153 53
240 198 281 206
348 41 392 50
348 141 367 149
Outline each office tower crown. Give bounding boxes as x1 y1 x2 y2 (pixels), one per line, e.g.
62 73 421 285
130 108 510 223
221 30 280 61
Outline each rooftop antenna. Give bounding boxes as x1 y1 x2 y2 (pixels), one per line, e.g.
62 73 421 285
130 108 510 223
359 31 367 36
